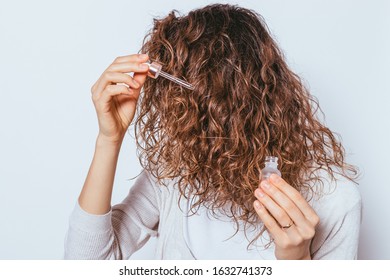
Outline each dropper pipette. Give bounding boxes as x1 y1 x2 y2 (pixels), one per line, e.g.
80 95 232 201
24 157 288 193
145 62 194 90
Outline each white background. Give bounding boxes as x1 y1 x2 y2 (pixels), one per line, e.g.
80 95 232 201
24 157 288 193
0 0 389 259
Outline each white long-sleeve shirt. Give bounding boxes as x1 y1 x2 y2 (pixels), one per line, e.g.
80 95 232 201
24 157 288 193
64 170 362 259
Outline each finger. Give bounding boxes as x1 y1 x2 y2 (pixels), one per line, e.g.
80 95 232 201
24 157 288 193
94 84 133 105
253 200 285 240
107 62 149 74
91 54 149 95
112 53 149 64
269 174 320 226
260 180 308 227
254 200 309 251
260 180 316 237
254 188 292 228
133 70 148 88
94 72 139 94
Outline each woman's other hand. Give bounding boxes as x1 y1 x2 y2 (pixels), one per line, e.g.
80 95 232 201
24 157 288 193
253 174 320 260
91 54 149 144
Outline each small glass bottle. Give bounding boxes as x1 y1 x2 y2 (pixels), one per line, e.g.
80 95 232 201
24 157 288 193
261 156 281 180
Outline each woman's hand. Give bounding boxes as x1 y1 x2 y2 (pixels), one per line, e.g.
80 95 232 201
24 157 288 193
91 54 149 144
253 174 320 260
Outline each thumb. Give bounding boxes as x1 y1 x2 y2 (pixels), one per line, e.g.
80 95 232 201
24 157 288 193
133 71 148 88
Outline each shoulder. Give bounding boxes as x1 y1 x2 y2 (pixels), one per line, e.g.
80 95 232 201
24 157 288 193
129 169 179 201
309 172 362 216
113 169 178 216
309 172 362 259
130 169 167 193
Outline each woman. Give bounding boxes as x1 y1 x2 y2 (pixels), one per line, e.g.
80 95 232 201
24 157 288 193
65 4 361 260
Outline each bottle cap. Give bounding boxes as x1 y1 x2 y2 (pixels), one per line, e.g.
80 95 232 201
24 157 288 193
265 156 278 163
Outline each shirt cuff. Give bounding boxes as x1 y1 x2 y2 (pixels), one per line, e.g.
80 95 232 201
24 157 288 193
69 201 113 234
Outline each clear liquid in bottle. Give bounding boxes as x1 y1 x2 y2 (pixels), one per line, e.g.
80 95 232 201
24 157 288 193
261 156 281 180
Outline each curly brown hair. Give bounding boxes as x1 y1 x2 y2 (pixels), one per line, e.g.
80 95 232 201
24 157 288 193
135 4 358 243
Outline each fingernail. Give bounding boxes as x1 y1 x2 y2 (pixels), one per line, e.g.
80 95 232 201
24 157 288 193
262 181 271 189
255 189 265 198
270 174 281 182
139 63 149 70
254 201 263 209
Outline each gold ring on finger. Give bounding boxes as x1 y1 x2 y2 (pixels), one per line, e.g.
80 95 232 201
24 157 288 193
281 219 294 229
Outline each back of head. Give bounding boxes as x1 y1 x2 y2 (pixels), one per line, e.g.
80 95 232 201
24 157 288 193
136 4 357 237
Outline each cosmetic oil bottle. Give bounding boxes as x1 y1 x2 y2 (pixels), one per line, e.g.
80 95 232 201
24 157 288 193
261 156 281 180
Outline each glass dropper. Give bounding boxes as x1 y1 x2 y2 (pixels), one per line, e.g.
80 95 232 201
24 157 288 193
145 62 195 90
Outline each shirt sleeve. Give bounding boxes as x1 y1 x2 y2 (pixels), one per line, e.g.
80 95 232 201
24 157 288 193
311 184 362 260
64 170 160 259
